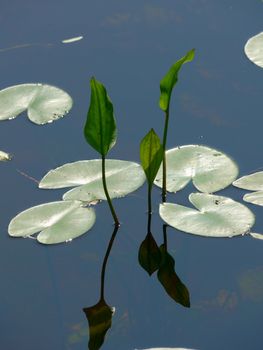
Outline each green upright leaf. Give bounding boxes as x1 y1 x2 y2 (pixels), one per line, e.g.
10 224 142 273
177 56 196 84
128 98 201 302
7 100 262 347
138 232 162 275
84 78 117 156
83 299 114 350
157 245 190 307
159 49 195 112
140 129 163 188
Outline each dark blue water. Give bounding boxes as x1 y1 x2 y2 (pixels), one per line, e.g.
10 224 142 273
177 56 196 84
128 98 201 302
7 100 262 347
1 1 263 349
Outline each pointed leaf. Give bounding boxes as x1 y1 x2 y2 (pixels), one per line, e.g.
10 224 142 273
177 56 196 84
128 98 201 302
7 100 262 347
83 299 114 350
159 49 195 112
160 193 255 237
154 145 238 193
140 129 163 187
84 78 117 156
39 159 145 202
8 200 96 244
244 32 263 68
138 232 162 275
0 84 73 124
157 245 190 307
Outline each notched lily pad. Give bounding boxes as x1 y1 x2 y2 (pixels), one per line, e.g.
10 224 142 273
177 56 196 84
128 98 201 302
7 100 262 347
8 200 95 244
39 159 146 202
0 83 73 125
154 145 238 193
159 193 255 237
244 32 263 68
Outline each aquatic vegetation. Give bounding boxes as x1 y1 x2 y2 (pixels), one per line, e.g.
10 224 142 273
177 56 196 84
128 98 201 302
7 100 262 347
154 145 238 194
0 150 11 161
159 49 195 201
160 193 255 238
39 159 145 202
244 32 263 68
8 200 95 244
0 83 73 124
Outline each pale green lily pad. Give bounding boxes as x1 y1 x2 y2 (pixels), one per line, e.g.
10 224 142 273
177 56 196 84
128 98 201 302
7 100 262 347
233 172 263 206
159 193 255 237
244 32 263 68
0 83 73 125
243 191 263 206
233 172 263 191
0 150 11 161
154 145 238 193
39 159 146 202
8 200 95 244
250 232 263 240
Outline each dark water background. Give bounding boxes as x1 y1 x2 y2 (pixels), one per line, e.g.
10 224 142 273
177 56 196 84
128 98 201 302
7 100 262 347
1 1 263 349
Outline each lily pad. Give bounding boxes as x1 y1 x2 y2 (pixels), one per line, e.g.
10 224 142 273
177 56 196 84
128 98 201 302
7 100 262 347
0 150 11 161
244 32 263 68
154 145 238 193
159 193 255 237
0 83 73 125
8 200 95 244
250 232 263 240
233 172 263 191
233 172 263 206
39 159 146 202
243 191 263 206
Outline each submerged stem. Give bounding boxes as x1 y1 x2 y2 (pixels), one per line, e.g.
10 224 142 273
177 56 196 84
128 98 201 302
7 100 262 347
102 155 120 226
162 109 170 203
100 225 119 300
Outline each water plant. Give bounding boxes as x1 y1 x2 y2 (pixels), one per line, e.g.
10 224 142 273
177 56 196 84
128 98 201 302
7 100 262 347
159 49 195 202
0 83 73 124
84 77 119 226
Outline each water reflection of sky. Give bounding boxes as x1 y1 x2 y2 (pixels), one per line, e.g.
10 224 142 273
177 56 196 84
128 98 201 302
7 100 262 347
1 1 263 349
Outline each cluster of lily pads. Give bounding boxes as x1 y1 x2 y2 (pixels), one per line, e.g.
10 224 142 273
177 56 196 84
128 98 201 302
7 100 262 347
2 40 263 245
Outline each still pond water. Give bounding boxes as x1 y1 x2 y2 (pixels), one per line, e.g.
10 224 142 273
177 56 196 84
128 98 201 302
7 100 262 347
1 1 263 349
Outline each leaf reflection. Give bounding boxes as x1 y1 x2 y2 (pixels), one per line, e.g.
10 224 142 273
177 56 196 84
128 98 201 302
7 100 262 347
139 213 190 307
83 224 119 350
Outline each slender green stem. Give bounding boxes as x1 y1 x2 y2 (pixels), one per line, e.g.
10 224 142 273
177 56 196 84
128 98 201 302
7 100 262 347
100 224 119 300
162 108 170 203
147 184 152 234
102 155 120 226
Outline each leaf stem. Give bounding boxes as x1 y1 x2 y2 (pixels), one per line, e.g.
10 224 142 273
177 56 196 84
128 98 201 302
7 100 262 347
102 155 120 226
162 108 170 202
163 224 168 251
100 224 119 300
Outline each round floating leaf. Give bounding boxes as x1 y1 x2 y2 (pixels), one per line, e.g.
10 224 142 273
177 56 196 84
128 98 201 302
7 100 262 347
154 145 238 193
159 193 255 237
0 150 11 161
8 200 95 244
0 83 73 125
39 159 146 202
233 172 263 191
244 32 263 68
